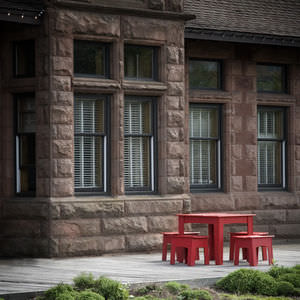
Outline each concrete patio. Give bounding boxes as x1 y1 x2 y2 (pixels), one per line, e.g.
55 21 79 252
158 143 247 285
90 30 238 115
0 241 300 299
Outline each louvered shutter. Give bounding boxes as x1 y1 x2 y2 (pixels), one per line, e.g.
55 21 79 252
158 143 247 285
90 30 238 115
190 106 218 186
124 100 152 190
74 96 105 189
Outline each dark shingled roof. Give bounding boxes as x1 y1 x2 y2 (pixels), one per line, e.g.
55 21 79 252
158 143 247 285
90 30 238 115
184 0 300 38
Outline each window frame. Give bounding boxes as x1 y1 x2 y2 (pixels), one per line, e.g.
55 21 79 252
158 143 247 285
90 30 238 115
124 96 157 193
189 58 223 91
14 93 36 196
74 40 110 79
256 63 288 94
124 44 159 81
257 106 287 191
13 40 35 78
189 103 222 192
74 93 110 195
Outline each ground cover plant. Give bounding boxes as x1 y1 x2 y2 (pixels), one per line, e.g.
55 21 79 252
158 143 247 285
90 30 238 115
35 266 300 300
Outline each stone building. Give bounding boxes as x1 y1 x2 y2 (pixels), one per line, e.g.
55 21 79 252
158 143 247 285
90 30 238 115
0 0 299 257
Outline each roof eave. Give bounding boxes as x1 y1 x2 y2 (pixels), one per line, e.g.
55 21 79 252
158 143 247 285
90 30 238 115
185 28 300 48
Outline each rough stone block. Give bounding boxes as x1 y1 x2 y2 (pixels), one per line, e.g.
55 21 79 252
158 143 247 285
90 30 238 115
55 91 73 106
126 233 162 251
167 159 180 176
58 237 100 256
286 209 300 223
0 220 41 237
167 96 184 110
167 64 184 82
167 82 184 96
125 199 183 215
167 46 179 64
52 201 124 219
167 111 184 127
232 145 242 160
102 217 147 234
98 236 125 252
244 176 257 192
52 125 73 140
167 128 180 141
166 0 183 12
51 178 73 197
273 224 300 238
52 219 101 237
231 176 243 192
52 37 73 57
253 209 286 225
236 160 256 176
53 56 73 76
52 106 73 124
148 0 164 10
52 140 73 159
234 193 259 210
3 202 48 219
259 193 299 209
52 159 73 178
167 142 184 159
147 215 177 232
167 177 185 194
191 194 235 212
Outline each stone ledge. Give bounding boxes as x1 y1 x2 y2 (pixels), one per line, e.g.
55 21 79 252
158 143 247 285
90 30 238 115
122 81 167 93
73 77 121 90
256 93 296 103
189 90 232 101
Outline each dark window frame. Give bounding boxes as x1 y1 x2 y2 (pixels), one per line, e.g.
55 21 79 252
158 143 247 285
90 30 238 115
257 106 287 191
13 40 35 78
189 58 223 91
124 96 157 194
256 63 288 94
189 103 222 192
14 93 36 197
74 40 110 79
124 44 159 81
74 94 110 195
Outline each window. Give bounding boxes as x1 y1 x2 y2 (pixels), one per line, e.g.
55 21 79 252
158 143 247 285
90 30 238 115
256 64 287 93
258 107 286 189
189 59 222 90
124 97 156 192
13 40 35 77
189 104 221 191
74 40 110 78
16 93 36 195
74 94 109 193
124 45 158 81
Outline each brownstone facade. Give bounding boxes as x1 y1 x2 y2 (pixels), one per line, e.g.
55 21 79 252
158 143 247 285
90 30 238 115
0 0 299 257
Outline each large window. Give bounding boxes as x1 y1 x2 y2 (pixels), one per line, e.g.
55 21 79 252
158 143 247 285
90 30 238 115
16 93 36 195
74 40 110 78
124 97 156 192
124 45 158 81
13 40 35 77
256 64 287 93
189 59 222 90
189 104 221 191
74 94 109 193
258 107 286 189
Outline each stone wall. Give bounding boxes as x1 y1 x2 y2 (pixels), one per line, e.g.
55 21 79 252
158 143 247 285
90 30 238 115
186 40 300 240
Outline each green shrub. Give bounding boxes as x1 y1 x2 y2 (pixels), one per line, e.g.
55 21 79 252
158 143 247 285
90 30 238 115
43 283 76 300
77 290 105 300
135 284 159 296
164 281 188 294
56 292 77 300
216 269 260 294
253 272 278 296
278 273 300 288
93 276 129 300
74 273 96 291
267 266 295 278
179 289 212 300
276 281 295 296
294 287 300 296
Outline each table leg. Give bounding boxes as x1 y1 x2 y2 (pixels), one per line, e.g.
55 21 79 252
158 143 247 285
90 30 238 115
178 216 184 234
247 216 253 235
208 224 214 260
214 221 224 265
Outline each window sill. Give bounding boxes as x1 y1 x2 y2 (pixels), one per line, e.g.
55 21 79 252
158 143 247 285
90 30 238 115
122 80 167 94
257 93 296 103
189 89 232 101
73 77 121 90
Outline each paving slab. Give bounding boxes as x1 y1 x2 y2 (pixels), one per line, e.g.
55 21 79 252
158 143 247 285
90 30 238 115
0 242 299 298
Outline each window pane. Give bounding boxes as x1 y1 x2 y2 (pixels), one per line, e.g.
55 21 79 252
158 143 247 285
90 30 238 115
189 60 220 89
74 40 108 77
74 95 106 191
190 106 218 138
14 40 35 77
258 141 281 185
257 65 285 93
124 101 152 135
190 140 217 185
258 110 283 139
18 95 35 133
124 136 150 188
124 45 156 80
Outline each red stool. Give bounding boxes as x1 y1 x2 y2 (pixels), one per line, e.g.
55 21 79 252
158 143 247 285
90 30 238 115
162 232 200 261
234 235 274 266
229 231 269 261
170 235 209 266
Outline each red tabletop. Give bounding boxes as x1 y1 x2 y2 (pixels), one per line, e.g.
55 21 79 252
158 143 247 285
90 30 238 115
177 212 256 265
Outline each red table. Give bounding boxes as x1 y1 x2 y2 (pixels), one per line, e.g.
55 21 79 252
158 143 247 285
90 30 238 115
177 213 255 265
